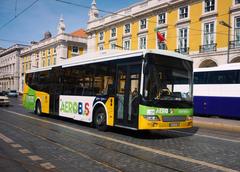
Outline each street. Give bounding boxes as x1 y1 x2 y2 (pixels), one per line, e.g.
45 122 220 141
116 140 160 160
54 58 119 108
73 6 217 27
0 97 239 172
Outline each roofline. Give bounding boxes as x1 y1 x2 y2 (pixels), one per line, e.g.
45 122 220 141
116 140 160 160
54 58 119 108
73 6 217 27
26 49 192 73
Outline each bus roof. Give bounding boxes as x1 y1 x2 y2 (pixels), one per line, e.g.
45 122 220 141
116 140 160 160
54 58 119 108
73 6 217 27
27 49 192 73
194 63 240 72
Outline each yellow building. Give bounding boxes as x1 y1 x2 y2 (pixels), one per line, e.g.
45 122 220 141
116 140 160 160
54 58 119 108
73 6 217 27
86 0 240 68
19 16 87 93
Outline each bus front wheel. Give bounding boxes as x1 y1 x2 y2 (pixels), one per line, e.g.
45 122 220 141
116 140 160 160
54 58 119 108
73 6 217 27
94 107 108 131
35 101 42 116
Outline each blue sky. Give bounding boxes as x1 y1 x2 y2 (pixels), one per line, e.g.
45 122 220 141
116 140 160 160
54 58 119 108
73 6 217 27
0 0 142 48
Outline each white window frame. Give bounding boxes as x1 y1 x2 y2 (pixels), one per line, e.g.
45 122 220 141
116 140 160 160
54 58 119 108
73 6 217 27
202 21 215 45
72 46 79 54
138 35 147 49
123 39 131 50
234 16 240 47
203 0 216 13
124 23 131 35
111 28 117 38
98 44 104 51
178 6 189 20
47 56 50 66
156 30 167 50
157 13 166 25
177 27 189 53
139 18 147 30
99 31 104 42
110 41 116 49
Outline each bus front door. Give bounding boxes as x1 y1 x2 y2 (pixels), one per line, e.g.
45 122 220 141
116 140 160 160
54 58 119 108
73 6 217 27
115 64 141 129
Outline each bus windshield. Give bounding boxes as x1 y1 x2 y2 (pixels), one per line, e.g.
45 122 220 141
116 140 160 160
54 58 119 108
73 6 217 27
144 53 193 102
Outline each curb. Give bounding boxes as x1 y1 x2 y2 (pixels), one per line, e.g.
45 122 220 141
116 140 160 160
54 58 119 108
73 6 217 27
193 120 240 132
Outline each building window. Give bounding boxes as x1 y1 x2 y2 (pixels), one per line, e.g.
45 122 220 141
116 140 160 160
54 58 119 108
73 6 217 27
157 32 167 50
99 44 104 51
179 6 188 19
236 0 240 4
235 17 240 46
124 24 131 34
123 40 130 50
110 42 116 49
200 22 216 52
178 28 188 53
53 48 56 54
48 49 50 55
99 32 104 41
48 57 50 66
204 22 214 45
140 19 147 30
72 46 79 53
53 55 56 65
158 13 166 24
139 36 147 49
111 28 116 38
42 51 45 57
204 0 215 13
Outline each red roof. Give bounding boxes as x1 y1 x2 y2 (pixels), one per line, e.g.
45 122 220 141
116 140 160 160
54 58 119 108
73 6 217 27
70 29 87 38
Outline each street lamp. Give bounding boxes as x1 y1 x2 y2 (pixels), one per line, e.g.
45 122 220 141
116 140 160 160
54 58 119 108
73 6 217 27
219 10 232 63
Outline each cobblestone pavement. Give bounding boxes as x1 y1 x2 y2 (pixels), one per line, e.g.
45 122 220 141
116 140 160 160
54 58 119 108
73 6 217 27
0 97 239 172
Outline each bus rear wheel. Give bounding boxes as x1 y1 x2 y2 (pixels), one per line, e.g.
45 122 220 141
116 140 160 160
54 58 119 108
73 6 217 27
35 101 42 116
94 107 108 131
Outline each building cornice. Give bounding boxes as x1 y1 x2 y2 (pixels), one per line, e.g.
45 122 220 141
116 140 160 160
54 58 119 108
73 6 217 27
0 44 28 57
86 0 201 34
20 33 87 56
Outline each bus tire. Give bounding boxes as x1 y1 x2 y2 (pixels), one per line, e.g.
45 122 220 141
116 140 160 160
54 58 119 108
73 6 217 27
35 100 42 116
94 107 108 131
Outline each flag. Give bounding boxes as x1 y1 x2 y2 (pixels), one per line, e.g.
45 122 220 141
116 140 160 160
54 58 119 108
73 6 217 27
157 32 165 42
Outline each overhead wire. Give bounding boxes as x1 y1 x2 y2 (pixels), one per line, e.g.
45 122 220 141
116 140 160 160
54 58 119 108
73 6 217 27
0 0 40 31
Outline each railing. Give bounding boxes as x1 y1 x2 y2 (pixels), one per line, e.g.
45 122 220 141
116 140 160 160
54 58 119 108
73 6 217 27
158 43 167 50
175 47 189 54
199 43 217 53
229 40 240 49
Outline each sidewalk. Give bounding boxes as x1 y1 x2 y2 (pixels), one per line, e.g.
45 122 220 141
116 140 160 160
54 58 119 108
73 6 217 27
193 116 240 132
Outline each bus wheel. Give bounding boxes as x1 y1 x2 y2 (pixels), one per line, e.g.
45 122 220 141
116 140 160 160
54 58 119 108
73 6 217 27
94 107 108 131
35 101 42 116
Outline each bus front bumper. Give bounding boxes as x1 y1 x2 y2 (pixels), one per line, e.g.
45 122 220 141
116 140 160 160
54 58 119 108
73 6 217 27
138 115 193 130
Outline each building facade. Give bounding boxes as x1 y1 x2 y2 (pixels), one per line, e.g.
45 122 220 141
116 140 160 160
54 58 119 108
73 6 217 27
19 16 87 93
0 44 27 92
87 0 240 68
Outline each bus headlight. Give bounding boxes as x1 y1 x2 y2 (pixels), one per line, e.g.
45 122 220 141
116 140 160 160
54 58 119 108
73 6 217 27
143 115 160 121
187 116 193 121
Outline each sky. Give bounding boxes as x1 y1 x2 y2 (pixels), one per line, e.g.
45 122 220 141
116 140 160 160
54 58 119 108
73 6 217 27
0 0 142 48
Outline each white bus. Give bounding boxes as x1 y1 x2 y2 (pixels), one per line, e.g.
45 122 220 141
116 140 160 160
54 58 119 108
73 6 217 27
23 50 193 131
194 63 240 119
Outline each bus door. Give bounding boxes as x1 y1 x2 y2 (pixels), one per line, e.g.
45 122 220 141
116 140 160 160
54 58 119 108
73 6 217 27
115 64 141 128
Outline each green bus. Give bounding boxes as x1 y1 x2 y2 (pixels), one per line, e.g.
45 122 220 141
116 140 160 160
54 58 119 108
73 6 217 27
23 50 193 131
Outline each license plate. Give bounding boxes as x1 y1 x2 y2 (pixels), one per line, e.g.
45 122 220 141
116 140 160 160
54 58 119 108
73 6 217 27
169 123 180 127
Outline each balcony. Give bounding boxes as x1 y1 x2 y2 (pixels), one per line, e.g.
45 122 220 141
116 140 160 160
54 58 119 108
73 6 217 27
175 47 189 54
229 40 240 49
199 43 217 53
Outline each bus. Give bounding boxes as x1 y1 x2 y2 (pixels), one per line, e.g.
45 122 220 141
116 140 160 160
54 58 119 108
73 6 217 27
23 50 193 131
194 63 240 119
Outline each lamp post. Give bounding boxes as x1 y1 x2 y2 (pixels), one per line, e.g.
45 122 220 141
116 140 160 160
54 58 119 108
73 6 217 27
219 9 231 63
